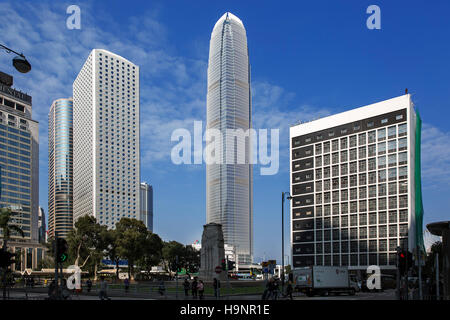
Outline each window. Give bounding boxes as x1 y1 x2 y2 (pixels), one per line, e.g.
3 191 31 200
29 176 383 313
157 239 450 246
350 162 357 174
399 195 408 208
389 196 397 209
388 182 397 195
378 156 386 168
368 131 376 143
332 166 339 177
349 148 357 161
379 198 387 210
332 152 339 164
388 140 396 153
399 209 408 222
359 160 366 172
368 145 376 157
378 142 386 154
358 133 366 145
399 181 408 194
388 154 397 167
341 163 348 175
399 167 408 179
359 173 367 185
378 212 387 224
358 146 366 158
369 186 377 198
324 167 330 178
341 202 348 214
316 181 322 192
378 128 386 140
350 136 357 148
341 189 348 201
396 114 404 120
389 211 397 223
350 175 357 187
323 154 330 166
398 138 407 151
369 213 377 225
315 144 322 154
315 156 322 167
388 126 396 138
381 118 388 124
388 168 397 180
368 158 376 171
324 142 330 153
368 171 377 184
398 124 407 136
378 183 387 196
340 150 348 162
332 139 339 151
359 186 367 198
398 152 407 165
389 225 397 237
350 188 357 200
378 170 386 183
340 137 348 149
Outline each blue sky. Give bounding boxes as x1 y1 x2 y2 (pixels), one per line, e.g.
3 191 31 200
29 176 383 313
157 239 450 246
0 0 448 263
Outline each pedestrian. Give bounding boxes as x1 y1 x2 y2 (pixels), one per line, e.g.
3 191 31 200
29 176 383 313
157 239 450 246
191 277 198 299
272 277 279 300
99 276 111 300
124 277 130 293
262 277 273 300
198 280 205 300
213 278 221 299
86 279 92 293
48 280 56 299
183 278 190 297
286 280 293 300
158 280 166 296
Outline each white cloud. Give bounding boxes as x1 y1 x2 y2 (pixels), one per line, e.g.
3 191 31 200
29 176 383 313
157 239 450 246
421 123 450 187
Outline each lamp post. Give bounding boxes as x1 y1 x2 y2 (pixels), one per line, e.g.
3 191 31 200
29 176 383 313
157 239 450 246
281 191 293 296
0 44 32 74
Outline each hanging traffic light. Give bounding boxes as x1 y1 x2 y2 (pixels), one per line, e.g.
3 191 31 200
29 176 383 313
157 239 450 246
56 238 68 263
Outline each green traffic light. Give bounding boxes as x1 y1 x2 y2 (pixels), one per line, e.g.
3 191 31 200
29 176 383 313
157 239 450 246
60 253 67 262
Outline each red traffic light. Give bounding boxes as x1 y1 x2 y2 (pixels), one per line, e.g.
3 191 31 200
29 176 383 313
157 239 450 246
400 253 405 258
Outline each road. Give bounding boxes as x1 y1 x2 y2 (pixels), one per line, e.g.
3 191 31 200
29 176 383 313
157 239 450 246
4 288 396 300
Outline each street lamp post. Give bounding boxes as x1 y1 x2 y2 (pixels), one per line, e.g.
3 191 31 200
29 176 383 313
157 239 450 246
281 191 293 296
0 44 32 74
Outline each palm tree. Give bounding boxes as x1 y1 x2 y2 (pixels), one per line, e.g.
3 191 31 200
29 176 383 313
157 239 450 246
0 207 25 300
0 207 25 250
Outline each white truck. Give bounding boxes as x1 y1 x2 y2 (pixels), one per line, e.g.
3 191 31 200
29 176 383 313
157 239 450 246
293 266 357 296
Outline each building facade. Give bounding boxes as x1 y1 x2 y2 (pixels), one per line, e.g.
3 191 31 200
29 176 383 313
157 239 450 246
0 71 39 244
73 49 140 229
48 98 73 238
38 206 46 243
206 12 253 265
290 94 421 270
139 182 153 232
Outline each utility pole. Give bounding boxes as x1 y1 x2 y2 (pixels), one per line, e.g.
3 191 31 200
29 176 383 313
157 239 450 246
281 192 285 296
396 246 401 300
175 255 179 300
54 234 59 300
225 255 230 300
417 247 423 300
436 253 440 300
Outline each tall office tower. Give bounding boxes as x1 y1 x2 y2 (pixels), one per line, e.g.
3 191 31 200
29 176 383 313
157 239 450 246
139 182 153 232
0 71 39 245
290 94 424 271
38 207 46 243
48 98 73 238
73 49 140 229
206 12 253 265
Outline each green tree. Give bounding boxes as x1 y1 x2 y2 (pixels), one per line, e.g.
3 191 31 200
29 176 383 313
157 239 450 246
104 228 122 280
424 241 443 278
184 245 200 274
0 207 24 250
0 207 24 300
162 241 185 273
137 232 163 278
66 215 106 277
116 218 149 279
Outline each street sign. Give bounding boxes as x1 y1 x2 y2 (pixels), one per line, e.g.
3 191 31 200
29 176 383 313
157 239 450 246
215 266 222 274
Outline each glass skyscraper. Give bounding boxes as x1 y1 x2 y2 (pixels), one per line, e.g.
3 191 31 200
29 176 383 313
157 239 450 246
0 72 39 243
48 98 73 238
140 182 153 232
206 12 253 265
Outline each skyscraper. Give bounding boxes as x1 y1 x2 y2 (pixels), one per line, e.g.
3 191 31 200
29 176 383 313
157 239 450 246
290 94 423 270
48 98 73 238
38 206 46 243
0 71 39 243
140 182 153 232
206 12 253 265
73 49 140 229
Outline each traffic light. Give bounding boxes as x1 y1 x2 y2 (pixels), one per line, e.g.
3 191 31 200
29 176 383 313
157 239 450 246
227 260 235 271
221 258 226 271
398 249 413 276
56 238 68 263
0 249 15 269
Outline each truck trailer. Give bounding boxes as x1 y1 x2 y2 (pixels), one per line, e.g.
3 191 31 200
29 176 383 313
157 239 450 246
293 266 357 296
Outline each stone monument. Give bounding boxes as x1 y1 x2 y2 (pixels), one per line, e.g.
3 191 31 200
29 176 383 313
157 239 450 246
199 223 227 281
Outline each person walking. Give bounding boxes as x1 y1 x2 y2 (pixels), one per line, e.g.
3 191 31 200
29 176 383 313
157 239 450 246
183 278 190 297
99 276 111 300
272 277 279 300
191 277 198 299
286 280 294 300
124 277 130 293
158 280 166 297
198 280 205 300
213 278 221 299
86 279 92 293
